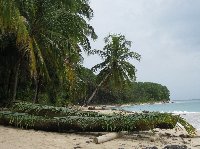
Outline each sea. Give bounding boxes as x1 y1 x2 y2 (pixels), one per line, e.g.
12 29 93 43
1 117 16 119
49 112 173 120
117 99 200 130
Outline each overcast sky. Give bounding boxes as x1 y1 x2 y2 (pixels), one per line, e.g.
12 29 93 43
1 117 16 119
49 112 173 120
83 0 200 100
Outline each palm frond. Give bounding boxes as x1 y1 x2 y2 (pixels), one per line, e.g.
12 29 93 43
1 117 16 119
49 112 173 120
91 61 108 72
94 34 140 88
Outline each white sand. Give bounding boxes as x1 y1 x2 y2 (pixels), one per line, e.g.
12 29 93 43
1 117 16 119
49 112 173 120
1 106 200 149
0 125 200 149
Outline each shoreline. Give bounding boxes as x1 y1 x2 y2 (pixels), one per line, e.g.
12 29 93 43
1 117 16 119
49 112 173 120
86 100 171 109
83 104 200 131
1 103 200 148
1 106 200 149
82 106 200 131
112 101 171 108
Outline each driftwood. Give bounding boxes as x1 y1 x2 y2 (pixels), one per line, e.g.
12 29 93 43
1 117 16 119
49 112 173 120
93 132 125 144
88 106 107 110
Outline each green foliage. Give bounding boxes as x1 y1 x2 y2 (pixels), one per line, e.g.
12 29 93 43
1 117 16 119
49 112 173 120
11 102 104 117
0 102 196 136
0 1 169 107
177 116 196 136
122 82 170 103
86 34 141 105
0 0 97 104
92 34 141 88
85 81 170 105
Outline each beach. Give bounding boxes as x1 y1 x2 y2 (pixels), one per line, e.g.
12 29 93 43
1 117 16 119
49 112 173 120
1 105 200 149
0 105 200 149
0 125 200 149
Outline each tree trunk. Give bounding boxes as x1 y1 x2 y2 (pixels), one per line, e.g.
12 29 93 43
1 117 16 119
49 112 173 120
93 132 125 144
34 76 40 103
85 73 110 106
12 61 20 101
6 70 12 99
11 46 27 102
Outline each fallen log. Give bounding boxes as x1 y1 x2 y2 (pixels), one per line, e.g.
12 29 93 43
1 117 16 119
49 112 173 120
88 106 107 110
93 132 125 144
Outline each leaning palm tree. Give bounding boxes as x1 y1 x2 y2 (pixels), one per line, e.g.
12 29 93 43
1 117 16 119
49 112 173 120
86 34 141 105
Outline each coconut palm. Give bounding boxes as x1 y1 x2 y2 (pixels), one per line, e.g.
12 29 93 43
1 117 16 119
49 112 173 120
86 34 141 105
0 0 97 102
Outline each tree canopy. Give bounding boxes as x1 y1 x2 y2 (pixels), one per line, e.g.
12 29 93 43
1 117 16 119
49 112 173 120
0 0 97 104
86 34 141 105
0 1 170 106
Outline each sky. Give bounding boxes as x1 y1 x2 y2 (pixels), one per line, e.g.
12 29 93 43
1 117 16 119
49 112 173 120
83 0 200 100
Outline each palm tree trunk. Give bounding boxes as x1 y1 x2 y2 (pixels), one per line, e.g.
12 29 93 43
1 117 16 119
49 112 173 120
85 73 110 106
34 77 40 103
12 61 20 101
6 70 12 98
12 48 27 102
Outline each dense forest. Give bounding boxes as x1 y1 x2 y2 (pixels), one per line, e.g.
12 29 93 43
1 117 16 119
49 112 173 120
0 0 170 106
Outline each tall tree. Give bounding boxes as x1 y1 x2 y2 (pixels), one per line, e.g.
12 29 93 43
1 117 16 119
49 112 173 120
86 34 141 105
0 0 97 103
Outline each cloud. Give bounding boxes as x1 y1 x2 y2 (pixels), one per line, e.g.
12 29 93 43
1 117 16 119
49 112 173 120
84 0 200 100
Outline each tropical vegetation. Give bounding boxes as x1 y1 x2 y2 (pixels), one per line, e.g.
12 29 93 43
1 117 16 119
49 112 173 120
0 0 97 105
0 0 171 106
0 102 196 136
86 34 141 105
0 0 196 137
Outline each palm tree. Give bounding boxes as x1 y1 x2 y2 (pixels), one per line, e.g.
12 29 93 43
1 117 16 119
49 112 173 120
0 0 97 102
86 34 141 105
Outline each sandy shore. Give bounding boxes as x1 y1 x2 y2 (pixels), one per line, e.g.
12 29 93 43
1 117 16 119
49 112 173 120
1 107 200 149
0 125 200 149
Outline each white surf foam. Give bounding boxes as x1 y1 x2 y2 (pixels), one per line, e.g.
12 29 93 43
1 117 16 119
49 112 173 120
178 112 200 130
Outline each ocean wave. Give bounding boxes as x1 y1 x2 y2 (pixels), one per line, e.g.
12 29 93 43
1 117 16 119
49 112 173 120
172 111 200 114
158 111 200 114
172 99 200 104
